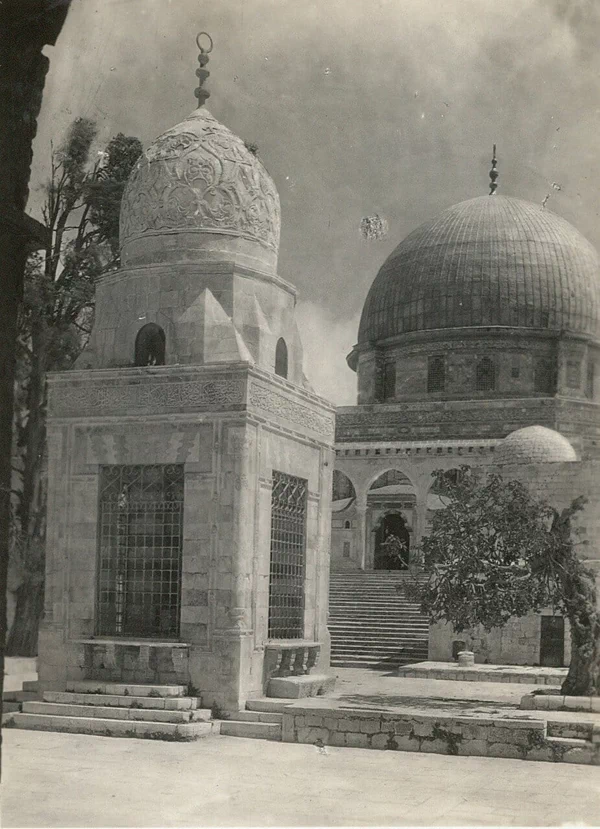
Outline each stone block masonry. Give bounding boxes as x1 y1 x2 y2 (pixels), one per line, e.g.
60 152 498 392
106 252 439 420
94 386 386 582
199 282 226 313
280 705 600 766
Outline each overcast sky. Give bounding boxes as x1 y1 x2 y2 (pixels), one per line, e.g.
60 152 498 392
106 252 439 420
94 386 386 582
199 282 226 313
33 0 600 404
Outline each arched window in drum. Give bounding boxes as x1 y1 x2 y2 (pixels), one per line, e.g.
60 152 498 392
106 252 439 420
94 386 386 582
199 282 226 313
275 337 288 378
135 323 166 366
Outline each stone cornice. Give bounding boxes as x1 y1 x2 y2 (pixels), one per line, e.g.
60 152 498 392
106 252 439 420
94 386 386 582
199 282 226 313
349 325 600 358
47 363 335 441
97 259 298 299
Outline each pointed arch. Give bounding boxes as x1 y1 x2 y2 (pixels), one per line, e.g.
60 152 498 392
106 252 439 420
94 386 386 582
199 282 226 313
275 337 288 378
135 323 166 366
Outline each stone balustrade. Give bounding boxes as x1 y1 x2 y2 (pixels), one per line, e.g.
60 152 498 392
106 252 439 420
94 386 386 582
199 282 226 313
74 639 190 685
263 641 320 681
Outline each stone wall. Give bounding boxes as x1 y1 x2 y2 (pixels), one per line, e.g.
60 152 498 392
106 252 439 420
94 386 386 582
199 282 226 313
38 363 334 712
280 705 599 764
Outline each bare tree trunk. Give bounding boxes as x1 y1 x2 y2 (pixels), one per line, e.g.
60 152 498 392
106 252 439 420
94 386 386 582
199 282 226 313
9 314 49 656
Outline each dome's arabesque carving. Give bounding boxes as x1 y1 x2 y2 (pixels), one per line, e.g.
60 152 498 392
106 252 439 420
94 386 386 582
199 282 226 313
358 196 600 343
119 108 281 253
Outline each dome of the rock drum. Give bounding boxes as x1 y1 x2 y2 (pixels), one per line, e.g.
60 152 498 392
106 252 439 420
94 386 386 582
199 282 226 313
358 195 600 343
119 107 281 271
494 425 578 465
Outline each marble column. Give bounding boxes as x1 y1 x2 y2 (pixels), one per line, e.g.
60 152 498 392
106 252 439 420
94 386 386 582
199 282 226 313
355 493 368 570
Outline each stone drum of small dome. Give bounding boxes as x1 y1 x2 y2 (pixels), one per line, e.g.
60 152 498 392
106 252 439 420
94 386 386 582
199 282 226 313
358 195 600 344
494 425 578 465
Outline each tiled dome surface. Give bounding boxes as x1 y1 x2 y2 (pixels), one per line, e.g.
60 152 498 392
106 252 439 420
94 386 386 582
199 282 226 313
494 425 578 465
358 196 600 343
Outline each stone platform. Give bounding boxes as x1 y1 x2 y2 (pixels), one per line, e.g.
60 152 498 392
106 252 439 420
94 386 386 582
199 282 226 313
396 661 567 685
243 667 599 765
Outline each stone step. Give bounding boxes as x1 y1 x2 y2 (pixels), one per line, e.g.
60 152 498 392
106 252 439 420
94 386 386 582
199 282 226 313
66 681 187 698
219 720 281 740
10 712 214 741
44 691 198 710
332 648 428 656
332 640 428 648
546 735 591 749
245 699 294 714
22 701 211 724
329 615 427 621
547 720 594 741
329 609 427 617
330 658 419 668
231 711 283 724
329 600 422 606
2 702 20 713
332 637 428 645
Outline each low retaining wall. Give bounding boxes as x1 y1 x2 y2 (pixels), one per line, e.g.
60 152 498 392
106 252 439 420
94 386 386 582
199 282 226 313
281 706 600 765
397 663 566 685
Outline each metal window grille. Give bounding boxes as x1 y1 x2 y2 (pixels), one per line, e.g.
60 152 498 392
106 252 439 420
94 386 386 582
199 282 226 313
268 471 307 639
96 464 184 638
567 360 581 389
381 362 396 400
534 358 555 394
427 355 446 392
475 357 496 391
586 361 595 400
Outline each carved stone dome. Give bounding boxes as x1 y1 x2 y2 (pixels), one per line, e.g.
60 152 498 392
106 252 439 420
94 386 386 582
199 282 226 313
494 425 578 464
119 108 281 272
358 196 600 343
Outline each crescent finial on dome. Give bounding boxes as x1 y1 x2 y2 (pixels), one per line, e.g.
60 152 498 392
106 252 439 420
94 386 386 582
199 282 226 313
489 144 499 195
194 32 213 107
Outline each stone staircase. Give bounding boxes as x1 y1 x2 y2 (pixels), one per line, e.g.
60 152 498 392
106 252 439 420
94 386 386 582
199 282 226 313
218 700 285 741
328 572 429 668
7 681 214 741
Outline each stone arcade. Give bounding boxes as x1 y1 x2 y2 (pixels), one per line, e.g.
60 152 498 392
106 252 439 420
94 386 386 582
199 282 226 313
37 45 335 712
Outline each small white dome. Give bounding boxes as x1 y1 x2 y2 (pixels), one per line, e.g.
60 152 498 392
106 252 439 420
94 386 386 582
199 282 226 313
494 425 578 464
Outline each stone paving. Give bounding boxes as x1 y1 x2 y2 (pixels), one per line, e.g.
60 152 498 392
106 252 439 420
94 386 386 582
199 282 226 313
4 728 600 827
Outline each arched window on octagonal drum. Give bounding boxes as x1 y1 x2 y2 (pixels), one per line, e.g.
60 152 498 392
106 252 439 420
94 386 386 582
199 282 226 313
475 356 496 391
275 337 288 379
135 323 166 367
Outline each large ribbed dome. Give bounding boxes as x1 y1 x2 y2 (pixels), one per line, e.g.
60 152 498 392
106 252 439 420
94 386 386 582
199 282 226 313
358 196 600 343
119 108 281 269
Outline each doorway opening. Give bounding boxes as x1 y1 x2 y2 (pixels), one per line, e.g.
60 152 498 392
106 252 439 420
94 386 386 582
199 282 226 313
374 512 410 570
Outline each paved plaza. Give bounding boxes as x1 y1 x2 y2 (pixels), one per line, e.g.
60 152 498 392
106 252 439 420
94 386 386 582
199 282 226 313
3 727 599 827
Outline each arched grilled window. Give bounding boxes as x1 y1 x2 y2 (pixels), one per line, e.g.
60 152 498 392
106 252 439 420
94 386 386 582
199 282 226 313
134 323 166 367
475 357 496 391
275 337 288 378
534 358 555 394
427 355 446 392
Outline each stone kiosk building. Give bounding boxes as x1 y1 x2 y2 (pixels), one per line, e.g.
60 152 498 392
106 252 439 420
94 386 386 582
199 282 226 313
38 51 335 712
331 190 600 668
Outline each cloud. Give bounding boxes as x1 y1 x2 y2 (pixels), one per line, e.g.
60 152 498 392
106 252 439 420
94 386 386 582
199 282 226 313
295 300 358 406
